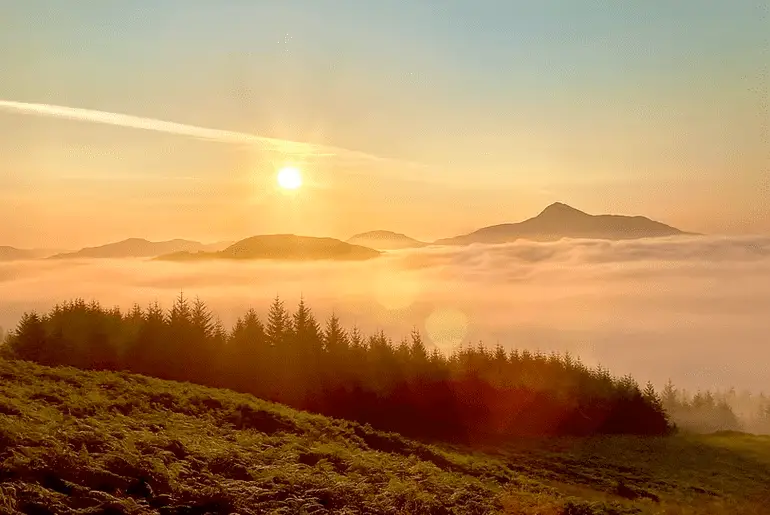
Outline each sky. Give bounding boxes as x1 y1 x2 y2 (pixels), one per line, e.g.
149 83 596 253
0 1 767 248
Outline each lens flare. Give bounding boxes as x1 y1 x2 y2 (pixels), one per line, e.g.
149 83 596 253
425 307 469 352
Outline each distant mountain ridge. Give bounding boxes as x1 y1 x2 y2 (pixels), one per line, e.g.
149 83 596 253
49 238 232 259
157 234 381 262
434 202 691 245
5 203 694 259
0 246 62 261
347 230 427 250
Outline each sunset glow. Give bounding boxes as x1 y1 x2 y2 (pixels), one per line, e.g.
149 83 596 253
276 166 303 190
1 4 768 511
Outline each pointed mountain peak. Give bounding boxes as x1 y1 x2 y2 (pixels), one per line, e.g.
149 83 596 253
537 202 589 218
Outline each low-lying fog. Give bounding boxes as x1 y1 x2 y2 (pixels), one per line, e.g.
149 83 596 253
2 234 769 393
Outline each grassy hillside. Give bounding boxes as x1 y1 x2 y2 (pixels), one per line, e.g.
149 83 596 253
1 358 769 514
1 298 672 442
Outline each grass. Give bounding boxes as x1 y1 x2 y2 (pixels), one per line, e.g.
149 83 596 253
0 358 768 514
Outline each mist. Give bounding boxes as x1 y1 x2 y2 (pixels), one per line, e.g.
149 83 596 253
1 234 769 394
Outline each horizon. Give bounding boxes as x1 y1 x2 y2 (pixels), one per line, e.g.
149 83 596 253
1 1 768 248
0 200 708 250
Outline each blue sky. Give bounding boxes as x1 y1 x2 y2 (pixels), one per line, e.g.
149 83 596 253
0 1 767 246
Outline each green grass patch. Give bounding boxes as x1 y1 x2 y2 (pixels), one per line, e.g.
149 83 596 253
0 358 768 514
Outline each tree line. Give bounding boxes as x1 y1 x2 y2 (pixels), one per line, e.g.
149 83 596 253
0 295 673 441
661 381 770 434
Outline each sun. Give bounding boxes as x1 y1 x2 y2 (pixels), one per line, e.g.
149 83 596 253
276 166 303 190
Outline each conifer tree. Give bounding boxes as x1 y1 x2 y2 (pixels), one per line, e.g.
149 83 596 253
661 379 677 408
7 313 47 363
292 297 322 352
643 382 663 412
191 297 214 339
166 291 194 380
290 298 323 403
322 313 349 385
323 313 349 353
410 328 428 361
227 308 268 393
127 301 166 378
266 296 290 347
349 325 364 349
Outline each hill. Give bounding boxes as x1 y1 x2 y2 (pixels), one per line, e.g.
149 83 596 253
435 202 691 245
0 246 61 261
48 239 231 259
1 297 672 441
156 234 381 261
1 358 769 514
347 230 427 250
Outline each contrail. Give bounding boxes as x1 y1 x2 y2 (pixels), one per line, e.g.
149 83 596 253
0 99 422 167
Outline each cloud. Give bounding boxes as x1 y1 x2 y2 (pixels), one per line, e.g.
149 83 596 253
1 234 770 393
0 99 425 168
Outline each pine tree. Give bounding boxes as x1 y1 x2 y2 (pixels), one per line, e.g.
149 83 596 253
347 325 366 384
227 308 267 394
126 301 166 377
396 337 411 363
169 291 191 326
292 297 322 352
643 382 664 413
349 325 364 349
290 298 323 404
661 379 678 409
128 304 144 321
7 313 47 363
167 292 194 380
410 328 428 361
207 317 228 387
266 296 289 347
323 313 349 353
493 343 507 363
643 382 657 401
81 306 119 371
183 297 215 382
191 297 214 339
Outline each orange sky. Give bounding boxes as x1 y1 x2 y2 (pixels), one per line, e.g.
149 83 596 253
0 2 767 248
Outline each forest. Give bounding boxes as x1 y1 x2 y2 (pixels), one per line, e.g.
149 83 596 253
0 294 755 441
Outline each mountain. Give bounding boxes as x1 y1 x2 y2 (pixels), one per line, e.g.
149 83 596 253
435 202 691 245
347 230 427 250
48 238 232 259
0 246 61 261
157 234 381 261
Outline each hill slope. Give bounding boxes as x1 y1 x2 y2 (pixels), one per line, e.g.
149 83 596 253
436 203 690 245
157 234 381 261
1 358 769 514
347 230 427 250
49 239 231 259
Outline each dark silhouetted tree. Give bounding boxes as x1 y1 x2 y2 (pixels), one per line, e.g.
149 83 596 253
266 296 290 347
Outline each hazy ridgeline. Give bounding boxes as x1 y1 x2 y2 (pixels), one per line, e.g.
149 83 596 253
1 296 675 441
660 383 770 435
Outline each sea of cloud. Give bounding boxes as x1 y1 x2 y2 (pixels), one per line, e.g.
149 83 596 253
1 234 769 393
